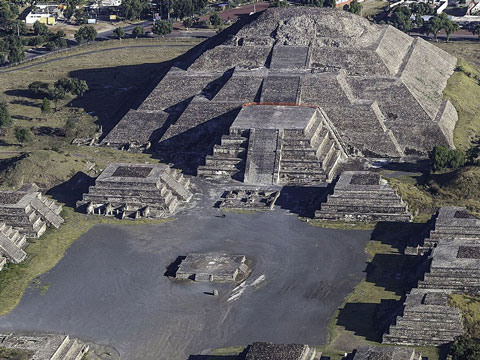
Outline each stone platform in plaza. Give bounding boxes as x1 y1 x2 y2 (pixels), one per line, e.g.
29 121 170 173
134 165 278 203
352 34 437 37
77 163 193 218
314 171 412 222
382 289 464 346
219 189 280 210
174 253 249 282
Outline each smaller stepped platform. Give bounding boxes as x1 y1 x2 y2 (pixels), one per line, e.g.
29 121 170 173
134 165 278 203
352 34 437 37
77 163 193 218
174 253 250 282
244 342 320 360
351 346 422 360
423 207 480 250
418 238 480 293
219 189 280 211
383 289 464 346
0 184 64 239
0 222 26 264
0 332 89 360
315 171 412 222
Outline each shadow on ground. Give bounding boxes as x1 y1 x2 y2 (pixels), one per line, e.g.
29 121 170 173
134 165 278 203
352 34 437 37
47 171 94 207
370 221 430 252
276 185 328 218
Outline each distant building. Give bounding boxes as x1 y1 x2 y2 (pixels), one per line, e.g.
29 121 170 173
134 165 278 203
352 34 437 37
25 4 60 25
101 0 122 6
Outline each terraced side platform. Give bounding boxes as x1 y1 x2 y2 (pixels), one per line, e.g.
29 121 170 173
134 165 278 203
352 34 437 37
0 332 89 360
382 289 464 346
0 184 64 239
244 342 320 360
77 163 193 218
351 346 422 360
315 171 412 222
418 238 480 293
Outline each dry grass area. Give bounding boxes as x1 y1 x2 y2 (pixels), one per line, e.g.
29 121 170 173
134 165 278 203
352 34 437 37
0 37 202 190
361 0 388 18
434 41 480 66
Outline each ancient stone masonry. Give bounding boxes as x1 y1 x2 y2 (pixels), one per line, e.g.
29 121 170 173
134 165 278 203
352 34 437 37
0 332 89 360
219 189 280 210
421 207 480 251
244 342 320 360
351 346 422 360
382 289 464 346
314 171 412 222
174 253 250 282
418 238 480 293
104 7 458 186
197 104 347 185
0 183 64 239
77 163 193 218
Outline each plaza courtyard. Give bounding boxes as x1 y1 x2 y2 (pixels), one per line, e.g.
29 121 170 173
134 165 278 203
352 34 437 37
0 181 370 359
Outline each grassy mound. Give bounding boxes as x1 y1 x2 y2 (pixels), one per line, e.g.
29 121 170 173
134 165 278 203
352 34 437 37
389 166 480 220
443 59 480 151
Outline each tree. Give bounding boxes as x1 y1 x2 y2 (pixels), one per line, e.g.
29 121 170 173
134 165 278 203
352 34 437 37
49 87 66 111
8 42 24 63
425 15 443 41
74 25 97 44
270 0 289 6
0 102 12 127
451 336 480 360
443 17 459 41
430 145 466 171
173 0 194 19
183 18 193 28
472 24 480 38
132 25 145 38
209 12 222 26
70 78 89 96
345 0 362 14
33 21 50 36
152 20 173 35
121 0 150 20
15 128 32 143
391 6 413 32
0 54 5 65
300 0 325 6
192 0 207 12
28 81 49 95
113 27 125 39
41 98 51 114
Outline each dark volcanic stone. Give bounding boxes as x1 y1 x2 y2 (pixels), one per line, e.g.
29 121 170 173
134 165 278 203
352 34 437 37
454 210 479 219
245 342 307 360
350 173 380 185
457 246 480 259
0 192 24 205
111 166 153 178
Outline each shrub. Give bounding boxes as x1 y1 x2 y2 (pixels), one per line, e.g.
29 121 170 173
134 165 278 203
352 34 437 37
15 128 32 143
430 145 466 171
451 336 480 360
0 102 12 127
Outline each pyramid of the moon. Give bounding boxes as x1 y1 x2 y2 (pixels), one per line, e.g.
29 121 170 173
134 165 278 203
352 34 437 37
103 7 458 186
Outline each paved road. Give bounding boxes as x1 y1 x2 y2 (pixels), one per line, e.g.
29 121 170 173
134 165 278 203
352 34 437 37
0 180 371 360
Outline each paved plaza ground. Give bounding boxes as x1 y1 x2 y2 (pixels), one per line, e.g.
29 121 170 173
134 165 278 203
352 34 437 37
0 182 371 360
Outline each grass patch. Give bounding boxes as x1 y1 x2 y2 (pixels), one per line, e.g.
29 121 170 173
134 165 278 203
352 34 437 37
442 59 480 151
434 41 480 66
449 293 480 338
0 347 34 360
361 0 388 18
388 167 480 220
0 207 173 317
305 218 376 230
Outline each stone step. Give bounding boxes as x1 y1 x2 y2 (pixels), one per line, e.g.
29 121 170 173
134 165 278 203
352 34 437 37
221 135 248 146
0 232 26 264
277 172 327 186
319 204 409 213
315 211 412 222
0 256 6 271
281 149 318 160
204 156 245 168
325 196 404 206
197 166 242 177
213 145 246 157
324 149 342 181
314 127 331 157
